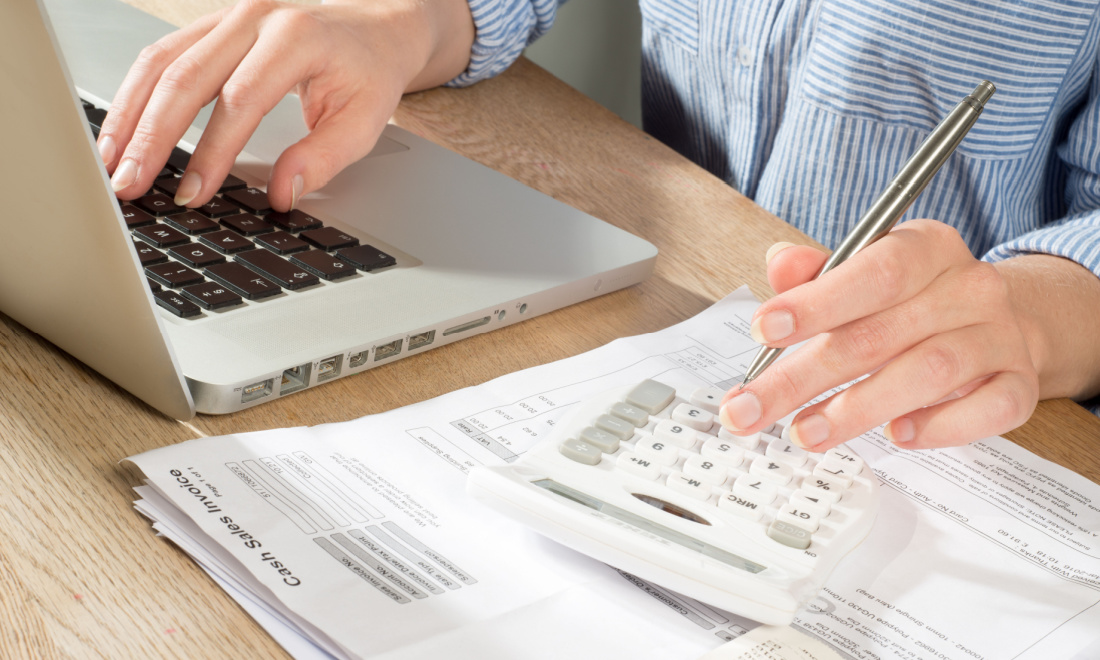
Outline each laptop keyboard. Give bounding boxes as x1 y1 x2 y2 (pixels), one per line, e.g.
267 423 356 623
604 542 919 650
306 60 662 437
83 99 397 320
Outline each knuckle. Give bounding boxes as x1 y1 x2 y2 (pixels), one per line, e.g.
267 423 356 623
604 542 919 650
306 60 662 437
236 0 280 19
841 316 895 361
921 344 965 390
135 41 172 73
988 384 1034 428
866 249 909 301
158 55 204 94
270 6 320 35
218 78 261 116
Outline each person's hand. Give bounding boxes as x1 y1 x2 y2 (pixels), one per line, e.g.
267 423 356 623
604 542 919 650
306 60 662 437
98 0 474 212
719 219 1100 451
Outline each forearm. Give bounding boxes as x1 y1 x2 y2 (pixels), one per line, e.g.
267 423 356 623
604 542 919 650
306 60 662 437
995 254 1100 402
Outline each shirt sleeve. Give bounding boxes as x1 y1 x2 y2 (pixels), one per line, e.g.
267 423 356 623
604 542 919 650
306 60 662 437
446 0 565 88
981 51 1100 415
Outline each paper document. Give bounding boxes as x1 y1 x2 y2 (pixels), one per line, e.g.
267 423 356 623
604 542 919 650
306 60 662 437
127 287 1100 660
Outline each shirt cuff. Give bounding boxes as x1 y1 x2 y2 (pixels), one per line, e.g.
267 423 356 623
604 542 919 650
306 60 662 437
982 211 1100 279
446 0 560 88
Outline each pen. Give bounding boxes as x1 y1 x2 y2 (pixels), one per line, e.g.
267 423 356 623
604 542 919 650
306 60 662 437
739 80 996 389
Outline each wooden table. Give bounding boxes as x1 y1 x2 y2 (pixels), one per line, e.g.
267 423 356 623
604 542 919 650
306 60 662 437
2 2 1097 657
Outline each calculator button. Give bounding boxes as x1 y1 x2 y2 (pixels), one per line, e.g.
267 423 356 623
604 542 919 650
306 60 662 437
749 456 794 485
700 438 745 468
719 427 760 451
733 474 778 504
789 491 831 518
667 472 712 500
671 403 713 431
616 451 662 480
689 387 726 414
635 436 680 466
559 439 603 465
717 492 766 521
801 475 845 504
609 401 649 427
595 414 635 440
767 520 812 549
777 504 822 533
579 426 620 453
822 447 865 474
764 437 808 468
625 379 677 414
813 463 855 488
653 419 698 449
683 454 728 486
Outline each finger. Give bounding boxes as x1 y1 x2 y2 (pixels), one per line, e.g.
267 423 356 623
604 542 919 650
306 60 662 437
749 220 971 349
885 371 1037 448
766 243 827 294
110 5 271 198
177 14 325 207
266 94 396 211
787 322 1029 452
97 11 224 173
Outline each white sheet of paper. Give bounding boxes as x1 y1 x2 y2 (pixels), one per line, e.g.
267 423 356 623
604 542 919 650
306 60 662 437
127 287 1100 659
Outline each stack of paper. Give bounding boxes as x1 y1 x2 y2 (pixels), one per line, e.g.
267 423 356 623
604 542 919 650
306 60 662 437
127 288 1100 659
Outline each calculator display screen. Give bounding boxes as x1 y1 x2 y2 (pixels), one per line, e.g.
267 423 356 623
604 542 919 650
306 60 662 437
533 479 767 574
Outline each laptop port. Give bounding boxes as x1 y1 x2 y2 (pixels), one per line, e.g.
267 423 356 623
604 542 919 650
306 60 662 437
374 339 402 361
443 316 490 336
241 378 273 404
408 330 435 351
349 350 369 369
280 362 311 396
317 355 342 382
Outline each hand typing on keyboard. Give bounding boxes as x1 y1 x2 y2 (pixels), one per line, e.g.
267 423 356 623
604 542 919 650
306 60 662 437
469 379 879 625
97 0 476 212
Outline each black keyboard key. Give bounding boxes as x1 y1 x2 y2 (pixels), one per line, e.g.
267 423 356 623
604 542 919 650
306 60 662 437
237 249 320 290
146 262 205 288
133 240 167 266
290 250 358 280
166 211 220 235
153 290 202 318
168 243 227 268
165 146 191 174
219 173 247 192
199 229 255 254
255 231 309 255
196 195 243 218
220 213 274 236
133 223 191 248
300 226 359 251
147 278 162 292
337 244 397 271
84 105 107 130
182 281 244 310
120 204 155 229
223 187 272 214
134 192 188 216
205 262 281 300
153 175 181 196
267 210 323 233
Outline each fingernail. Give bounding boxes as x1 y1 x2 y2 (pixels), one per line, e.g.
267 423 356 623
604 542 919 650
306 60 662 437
884 418 915 445
750 310 795 344
98 135 117 165
790 413 830 449
174 171 202 206
719 392 761 431
290 174 304 211
765 241 795 265
111 159 138 192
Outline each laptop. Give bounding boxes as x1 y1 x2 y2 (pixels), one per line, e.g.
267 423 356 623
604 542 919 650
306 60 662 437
1 0 657 420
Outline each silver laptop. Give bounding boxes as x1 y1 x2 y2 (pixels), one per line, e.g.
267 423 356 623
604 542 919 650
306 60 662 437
1 0 657 419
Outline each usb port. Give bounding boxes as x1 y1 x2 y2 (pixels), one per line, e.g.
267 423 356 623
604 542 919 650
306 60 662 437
317 355 342 382
241 378 273 403
349 350 369 368
408 330 435 351
374 339 402 361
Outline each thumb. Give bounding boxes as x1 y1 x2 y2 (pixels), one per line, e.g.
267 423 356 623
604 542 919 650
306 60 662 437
765 242 828 294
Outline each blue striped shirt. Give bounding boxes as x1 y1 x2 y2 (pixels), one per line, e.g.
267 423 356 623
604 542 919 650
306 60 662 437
451 0 1100 413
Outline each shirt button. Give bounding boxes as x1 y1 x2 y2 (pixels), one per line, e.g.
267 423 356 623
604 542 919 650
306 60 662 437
737 45 753 66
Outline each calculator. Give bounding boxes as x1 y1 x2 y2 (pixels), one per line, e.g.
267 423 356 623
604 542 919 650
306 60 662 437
467 379 879 625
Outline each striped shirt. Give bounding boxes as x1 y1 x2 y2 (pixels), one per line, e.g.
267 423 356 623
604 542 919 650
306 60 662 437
451 0 1100 413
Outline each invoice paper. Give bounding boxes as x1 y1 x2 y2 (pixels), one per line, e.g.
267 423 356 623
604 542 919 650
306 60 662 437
126 287 1100 660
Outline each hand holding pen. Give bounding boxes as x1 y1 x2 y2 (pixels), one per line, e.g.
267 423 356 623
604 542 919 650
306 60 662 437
717 81 1051 452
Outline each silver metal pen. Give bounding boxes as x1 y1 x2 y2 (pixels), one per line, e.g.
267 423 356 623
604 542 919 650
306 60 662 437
739 80 996 389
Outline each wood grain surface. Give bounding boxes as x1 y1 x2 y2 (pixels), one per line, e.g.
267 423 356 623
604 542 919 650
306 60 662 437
0 1 1096 658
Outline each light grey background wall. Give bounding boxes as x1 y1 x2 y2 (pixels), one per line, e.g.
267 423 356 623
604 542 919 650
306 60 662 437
523 0 644 127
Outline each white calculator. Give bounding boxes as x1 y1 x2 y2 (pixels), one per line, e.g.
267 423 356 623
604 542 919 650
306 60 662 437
467 379 879 625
